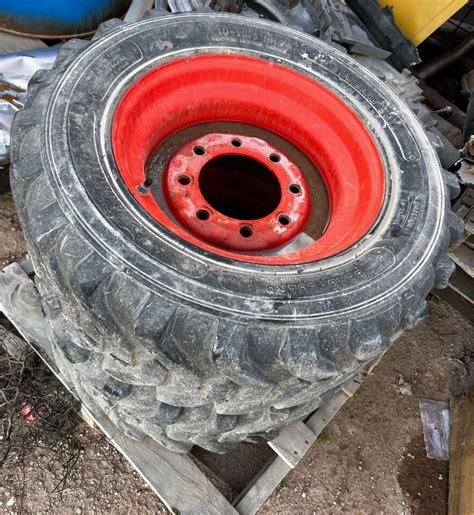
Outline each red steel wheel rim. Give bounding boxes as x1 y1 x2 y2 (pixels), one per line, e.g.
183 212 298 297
112 54 385 265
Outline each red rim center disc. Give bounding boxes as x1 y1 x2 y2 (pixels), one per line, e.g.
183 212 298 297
164 133 311 252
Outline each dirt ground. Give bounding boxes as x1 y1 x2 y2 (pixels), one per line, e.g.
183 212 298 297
0 192 26 269
260 299 473 515
0 191 473 514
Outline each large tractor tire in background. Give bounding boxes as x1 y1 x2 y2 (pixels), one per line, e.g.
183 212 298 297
10 13 462 453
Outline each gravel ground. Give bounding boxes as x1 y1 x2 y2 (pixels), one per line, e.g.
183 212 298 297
0 191 473 514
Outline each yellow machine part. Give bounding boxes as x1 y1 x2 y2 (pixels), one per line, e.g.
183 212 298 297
378 0 468 46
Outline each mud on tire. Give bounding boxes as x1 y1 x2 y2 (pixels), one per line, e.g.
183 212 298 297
10 13 462 452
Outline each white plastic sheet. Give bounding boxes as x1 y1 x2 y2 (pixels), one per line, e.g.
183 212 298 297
0 46 60 164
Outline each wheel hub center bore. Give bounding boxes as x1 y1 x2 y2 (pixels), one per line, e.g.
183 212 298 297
163 133 311 252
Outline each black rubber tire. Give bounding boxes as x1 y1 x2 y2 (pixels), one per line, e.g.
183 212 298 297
10 13 462 453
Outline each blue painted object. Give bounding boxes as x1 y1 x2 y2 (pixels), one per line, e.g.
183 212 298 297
0 0 131 38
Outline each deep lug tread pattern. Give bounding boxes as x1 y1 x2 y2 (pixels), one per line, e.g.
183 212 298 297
9 13 461 453
446 211 464 245
281 328 339 381
52 39 90 71
442 170 461 200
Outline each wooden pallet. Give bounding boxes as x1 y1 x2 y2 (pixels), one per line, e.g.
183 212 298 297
0 261 362 514
440 187 474 322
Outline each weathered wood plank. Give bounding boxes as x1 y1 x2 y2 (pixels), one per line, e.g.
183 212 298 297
449 244 474 278
449 389 474 515
0 324 28 357
82 406 237 515
435 281 474 323
0 262 53 359
305 377 360 436
268 421 316 468
235 457 290 515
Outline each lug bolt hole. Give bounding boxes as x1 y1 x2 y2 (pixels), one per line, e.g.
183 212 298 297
289 184 301 194
269 153 281 163
193 146 206 156
240 226 253 238
231 138 242 148
196 209 210 221
278 215 291 226
178 175 191 186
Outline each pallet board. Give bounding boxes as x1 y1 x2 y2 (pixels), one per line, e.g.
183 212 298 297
449 389 474 515
269 421 317 468
0 260 361 514
81 405 238 514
